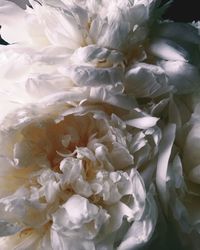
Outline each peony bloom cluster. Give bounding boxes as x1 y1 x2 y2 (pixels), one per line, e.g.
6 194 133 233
0 101 159 249
0 0 200 249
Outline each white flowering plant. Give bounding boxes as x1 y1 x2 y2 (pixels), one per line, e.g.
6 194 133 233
0 0 200 249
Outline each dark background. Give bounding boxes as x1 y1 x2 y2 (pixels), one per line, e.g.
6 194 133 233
162 0 200 22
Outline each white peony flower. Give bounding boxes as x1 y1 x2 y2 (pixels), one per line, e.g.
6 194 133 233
0 42 138 123
0 0 156 50
1 1 200 249
1 0 147 121
1 0 199 108
0 100 159 249
0 0 159 100
3 0 200 123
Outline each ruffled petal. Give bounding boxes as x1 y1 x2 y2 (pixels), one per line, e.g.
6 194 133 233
125 62 172 98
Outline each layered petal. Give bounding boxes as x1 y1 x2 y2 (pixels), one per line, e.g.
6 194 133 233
0 99 159 248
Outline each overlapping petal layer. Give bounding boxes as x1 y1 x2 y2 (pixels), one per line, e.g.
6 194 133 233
0 0 200 249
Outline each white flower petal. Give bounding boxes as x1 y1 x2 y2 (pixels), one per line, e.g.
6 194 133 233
155 22 200 45
0 0 29 44
110 143 134 170
60 157 83 186
125 116 159 129
65 65 123 87
52 195 109 239
50 229 95 250
90 2 149 50
70 45 124 67
156 123 176 213
188 165 200 184
0 229 43 250
89 85 137 110
184 124 200 165
117 186 157 250
150 38 189 62
106 202 134 233
32 3 83 48
160 60 200 94
125 62 171 98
